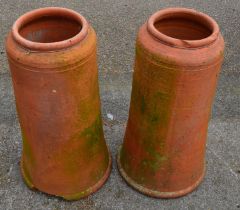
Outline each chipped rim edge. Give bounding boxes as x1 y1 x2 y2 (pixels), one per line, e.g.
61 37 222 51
147 7 220 49
20 148 112 201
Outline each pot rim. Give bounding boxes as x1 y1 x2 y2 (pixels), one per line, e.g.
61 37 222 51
12 7 89 51
147 8 220 49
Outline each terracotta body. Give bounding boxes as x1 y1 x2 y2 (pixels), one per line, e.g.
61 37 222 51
6 7 111 200
118 8 224 198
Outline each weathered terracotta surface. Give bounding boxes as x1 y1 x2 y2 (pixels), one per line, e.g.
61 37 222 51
118 8 224 198
6 7 111 200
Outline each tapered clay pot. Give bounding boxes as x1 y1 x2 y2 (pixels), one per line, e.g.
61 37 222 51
117 8 224 198
5 7 111 200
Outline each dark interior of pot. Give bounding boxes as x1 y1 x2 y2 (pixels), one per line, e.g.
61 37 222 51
154 16 212 40
19 16 82 43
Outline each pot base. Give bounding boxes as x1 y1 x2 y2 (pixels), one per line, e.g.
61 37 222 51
117 146 205 198
20 152 112 200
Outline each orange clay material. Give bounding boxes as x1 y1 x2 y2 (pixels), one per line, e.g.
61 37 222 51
118 8 224 198
5 7 111 200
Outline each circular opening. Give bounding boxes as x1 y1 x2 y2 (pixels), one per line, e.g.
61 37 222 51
20 16 82 43
12 7 88 51
154 17 212 40
147 8 219 48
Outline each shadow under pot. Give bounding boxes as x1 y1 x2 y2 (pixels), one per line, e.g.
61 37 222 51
117 7 224 198
5 7 111 200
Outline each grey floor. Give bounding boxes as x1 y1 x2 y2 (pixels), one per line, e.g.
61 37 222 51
0 0 239 209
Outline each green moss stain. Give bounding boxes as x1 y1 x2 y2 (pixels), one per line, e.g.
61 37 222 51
141 95 146 114
142 155 168 173
120 146 130 171
22 132 33 162
61 61 109 182
82 115 102 148
80 114 107 158
219 50 224 58
77 101 94 123
63 114 108 175
127 80 171 179
81 113 110 181
122 41 180 184
20 128 34 186
63 188 92 200
21 160 34 189
76 79 99 123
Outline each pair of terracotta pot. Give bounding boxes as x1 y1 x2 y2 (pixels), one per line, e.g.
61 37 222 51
5 7 224 200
